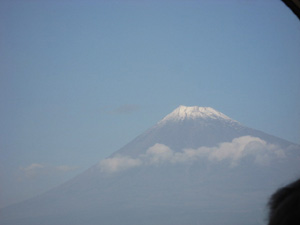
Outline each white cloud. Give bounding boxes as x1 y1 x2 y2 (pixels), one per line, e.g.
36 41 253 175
98 136 286 173
167 136 285 167
145 143 173 164
206 136 283 166
99 155 142 173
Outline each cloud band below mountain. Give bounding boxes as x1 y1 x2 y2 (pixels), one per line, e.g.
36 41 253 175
99 136 285 173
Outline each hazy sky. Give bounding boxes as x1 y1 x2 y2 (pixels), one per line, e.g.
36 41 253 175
0 0 299 208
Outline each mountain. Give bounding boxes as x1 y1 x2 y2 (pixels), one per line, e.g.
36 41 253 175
114 106 292 157
1 106 299 225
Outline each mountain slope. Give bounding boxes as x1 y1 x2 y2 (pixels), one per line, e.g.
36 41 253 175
1 106 299 225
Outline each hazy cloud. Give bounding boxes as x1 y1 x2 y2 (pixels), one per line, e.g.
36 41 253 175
20 163 79 179
98 136 286 173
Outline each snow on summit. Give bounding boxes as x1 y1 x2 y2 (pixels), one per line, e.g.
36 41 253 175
159 105 234 123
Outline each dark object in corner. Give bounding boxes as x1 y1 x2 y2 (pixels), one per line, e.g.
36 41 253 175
268 179 300 225
282 0 300 20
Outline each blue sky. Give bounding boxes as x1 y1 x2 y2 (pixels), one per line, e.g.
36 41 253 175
0 0 299 208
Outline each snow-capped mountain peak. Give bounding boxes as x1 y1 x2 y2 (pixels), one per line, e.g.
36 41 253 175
159 105 234 123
